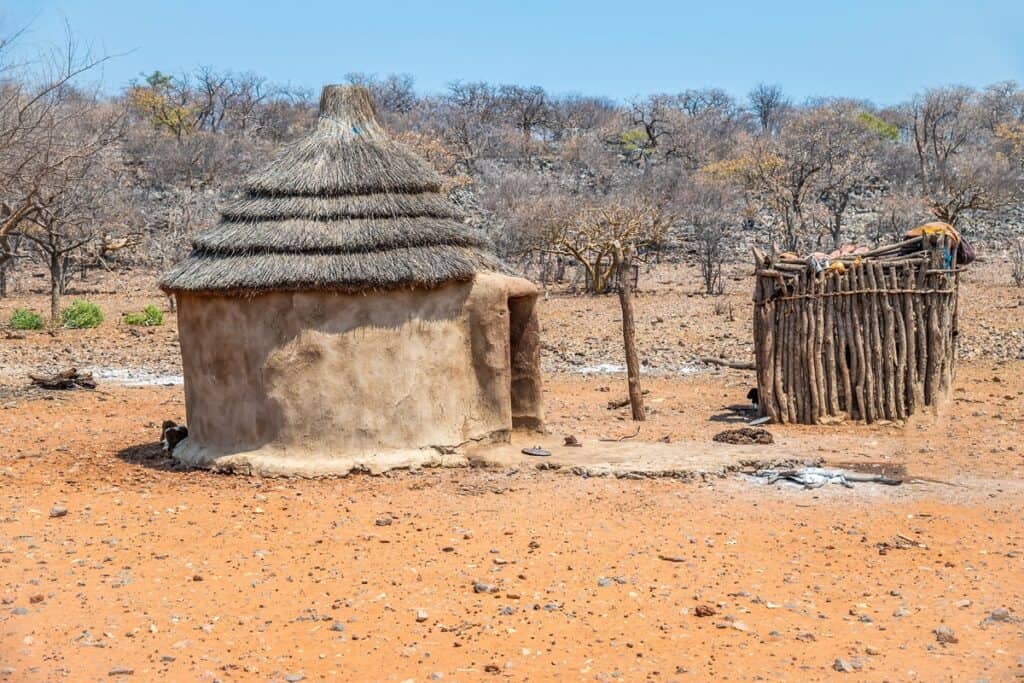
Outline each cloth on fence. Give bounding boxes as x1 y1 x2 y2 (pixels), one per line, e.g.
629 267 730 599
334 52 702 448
906 221 961 246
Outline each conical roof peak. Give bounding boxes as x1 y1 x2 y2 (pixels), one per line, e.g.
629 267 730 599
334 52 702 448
316 84 386 139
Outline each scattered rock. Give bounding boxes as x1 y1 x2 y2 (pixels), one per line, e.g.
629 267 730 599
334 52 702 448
597 578 612 587
49 506 68 518
415 609 428 623
329 621 345 632
893 607 910 618
375 517 392 527
473 581 499 594
29 594 44 604
658 553 686 563
284 673 305 683
934 625 958 644
694 604 717 617
833 658 862 673
108 666 134 676
983 607 1016 625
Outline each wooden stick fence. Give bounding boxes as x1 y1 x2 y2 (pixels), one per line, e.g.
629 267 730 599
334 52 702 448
752 234 960 424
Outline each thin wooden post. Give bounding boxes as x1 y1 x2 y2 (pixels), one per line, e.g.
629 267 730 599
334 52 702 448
613 242 645 421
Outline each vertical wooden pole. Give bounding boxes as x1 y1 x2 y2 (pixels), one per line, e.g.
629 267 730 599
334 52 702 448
613 242 645 421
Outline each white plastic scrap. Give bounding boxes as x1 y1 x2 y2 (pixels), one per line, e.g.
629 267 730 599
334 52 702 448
753 467 901 489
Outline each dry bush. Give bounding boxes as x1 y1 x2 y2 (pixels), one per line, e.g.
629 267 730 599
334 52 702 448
1012 239 1024 287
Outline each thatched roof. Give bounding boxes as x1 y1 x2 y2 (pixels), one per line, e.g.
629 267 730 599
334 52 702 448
161 85 503 295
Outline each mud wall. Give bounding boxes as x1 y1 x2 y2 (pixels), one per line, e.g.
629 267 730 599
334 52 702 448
175 273 542 470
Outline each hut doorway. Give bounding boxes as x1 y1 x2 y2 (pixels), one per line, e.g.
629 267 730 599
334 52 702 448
508 295 543 429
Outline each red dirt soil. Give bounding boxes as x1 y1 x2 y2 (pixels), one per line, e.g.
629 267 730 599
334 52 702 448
1 262 1023 681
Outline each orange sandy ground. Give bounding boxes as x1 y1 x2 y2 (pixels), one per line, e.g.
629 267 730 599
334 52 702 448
1 366 1023 682
1 260 1023 681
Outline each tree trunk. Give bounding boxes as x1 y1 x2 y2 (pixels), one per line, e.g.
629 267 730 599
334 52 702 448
832 214 843 250
49 250 62 323
614 243 645 421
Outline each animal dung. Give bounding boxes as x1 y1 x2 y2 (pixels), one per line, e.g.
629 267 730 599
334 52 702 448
712 427 774 445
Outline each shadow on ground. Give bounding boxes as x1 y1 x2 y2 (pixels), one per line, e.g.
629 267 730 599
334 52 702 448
115 442 193 472
709 404 757 423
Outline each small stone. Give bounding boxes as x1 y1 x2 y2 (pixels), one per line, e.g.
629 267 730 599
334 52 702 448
987 607 1011 622
49 506 68 518
528 540 540 549
29 594 44 604
730 620 749 632
473 582 498 594
160 656 175 663
108 666 134 676
329 621 345 632
415 609 428 623
375 517 392 527
893 607 910 617
694 604 717 617
934 625 958 644
11 607 28 616
192 574 203 582
597 578 612 587
284 673 305 683
795 632 816 642
865 646 880 655
498 606 516 616
955 599 972 609
833 658 862 673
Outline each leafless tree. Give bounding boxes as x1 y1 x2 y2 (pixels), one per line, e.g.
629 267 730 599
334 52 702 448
438 81 503 170
684 178 741 294
903 86 1020 225
15 99 126 320
0 24 123 304
498 84 549 152
748 83 790 134
345 72 417 114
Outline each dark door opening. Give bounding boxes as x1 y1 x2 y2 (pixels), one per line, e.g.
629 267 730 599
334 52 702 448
507 295 543 430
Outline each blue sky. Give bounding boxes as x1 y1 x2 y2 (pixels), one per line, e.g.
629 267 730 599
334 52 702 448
5 0 1024 104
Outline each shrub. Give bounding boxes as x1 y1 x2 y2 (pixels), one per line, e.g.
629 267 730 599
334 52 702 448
123 304 164 327
10 308 45 330
61 300 104 329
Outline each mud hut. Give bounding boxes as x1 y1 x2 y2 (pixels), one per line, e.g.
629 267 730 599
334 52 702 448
751 226 966 425
160 85 543 475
